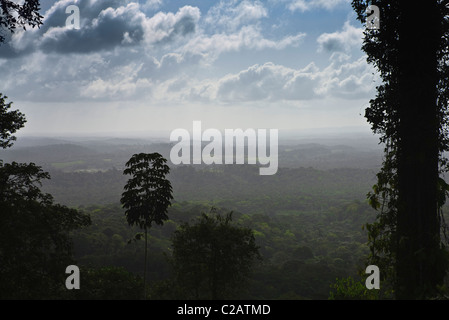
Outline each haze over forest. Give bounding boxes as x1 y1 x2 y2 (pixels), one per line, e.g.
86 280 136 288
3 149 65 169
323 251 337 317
0 129 388 299
4 0 449 301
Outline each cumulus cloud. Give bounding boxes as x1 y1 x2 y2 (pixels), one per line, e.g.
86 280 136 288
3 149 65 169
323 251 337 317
288 0 350 12
0 0 302 59
205 0 268 32
317 21 363 53
188 57 376 103
3 0 132 55
214 62 320 102
142 5 200 45
0 1 372 107
183 25 305 59
80 74 153 100
0 1 200 56
319 57 378 98
140 0 163 11
40 3 146 54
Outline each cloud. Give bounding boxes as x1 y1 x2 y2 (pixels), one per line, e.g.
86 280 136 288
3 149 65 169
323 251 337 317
1 46 375 104
0 1 373 107
183 25 305 59
40 3 147 54
80 74 153 100
215 62 321 102
1 51 112 101
0 1 302 60
142 5 200 45
319 56 378 98
288 0 350 12
0 1 200 56
181 0 303 60
140 0 163 11
205 0 268 32
188 57 376 104
317 21 363 53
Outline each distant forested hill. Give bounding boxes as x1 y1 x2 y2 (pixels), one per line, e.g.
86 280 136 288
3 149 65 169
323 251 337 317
0 137 382 213
0 136 382 172
40 165 377 214
0 136 390 299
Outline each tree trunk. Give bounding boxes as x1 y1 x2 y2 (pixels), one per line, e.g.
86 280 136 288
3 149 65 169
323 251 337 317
396 1 442 299
144 227 148 300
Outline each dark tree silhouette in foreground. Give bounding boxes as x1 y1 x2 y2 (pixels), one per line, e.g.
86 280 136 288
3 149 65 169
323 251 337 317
0 94 91 299
353 1 449 299
0 162 91 298
170 210 260 299
0 93 26 148
0 0 43 43
121 153 173 299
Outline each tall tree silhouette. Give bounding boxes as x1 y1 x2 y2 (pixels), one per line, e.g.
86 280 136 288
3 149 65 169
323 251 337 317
353 1 449 299
121 153 173 299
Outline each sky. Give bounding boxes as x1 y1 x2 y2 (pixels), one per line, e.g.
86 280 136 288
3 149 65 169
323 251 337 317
0 0 380 138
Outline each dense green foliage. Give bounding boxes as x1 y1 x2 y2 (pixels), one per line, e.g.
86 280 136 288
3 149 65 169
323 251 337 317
329 276 379 300
0 93 26 149
63 266 144 300
68 198 380 299
0 135 390 299
38 165 377 212
121 153 173 229
0 161 91 299
352 0 449 298
168 210 260 299
4 131 448 299
121 152 173 299
5 0 435 300
3 134 448 299
0 90 92 299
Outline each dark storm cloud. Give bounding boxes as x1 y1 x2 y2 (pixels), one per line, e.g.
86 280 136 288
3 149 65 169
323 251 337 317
40 0 131 32
0 0 200 57
40 4 145 54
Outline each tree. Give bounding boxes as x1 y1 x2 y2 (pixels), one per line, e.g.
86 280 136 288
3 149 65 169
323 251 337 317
0 0 41 146
66 266 144 300
0 0 41 144
0 0 43 43
352 1 449 298
329 276 379 300
170 209 261 299
0 92 91 299
0 93 26 149
0 161 91 299
120 152 173 299
0 1 92 299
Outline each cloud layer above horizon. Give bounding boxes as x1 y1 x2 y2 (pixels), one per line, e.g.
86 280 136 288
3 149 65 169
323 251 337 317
0 0 379 134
